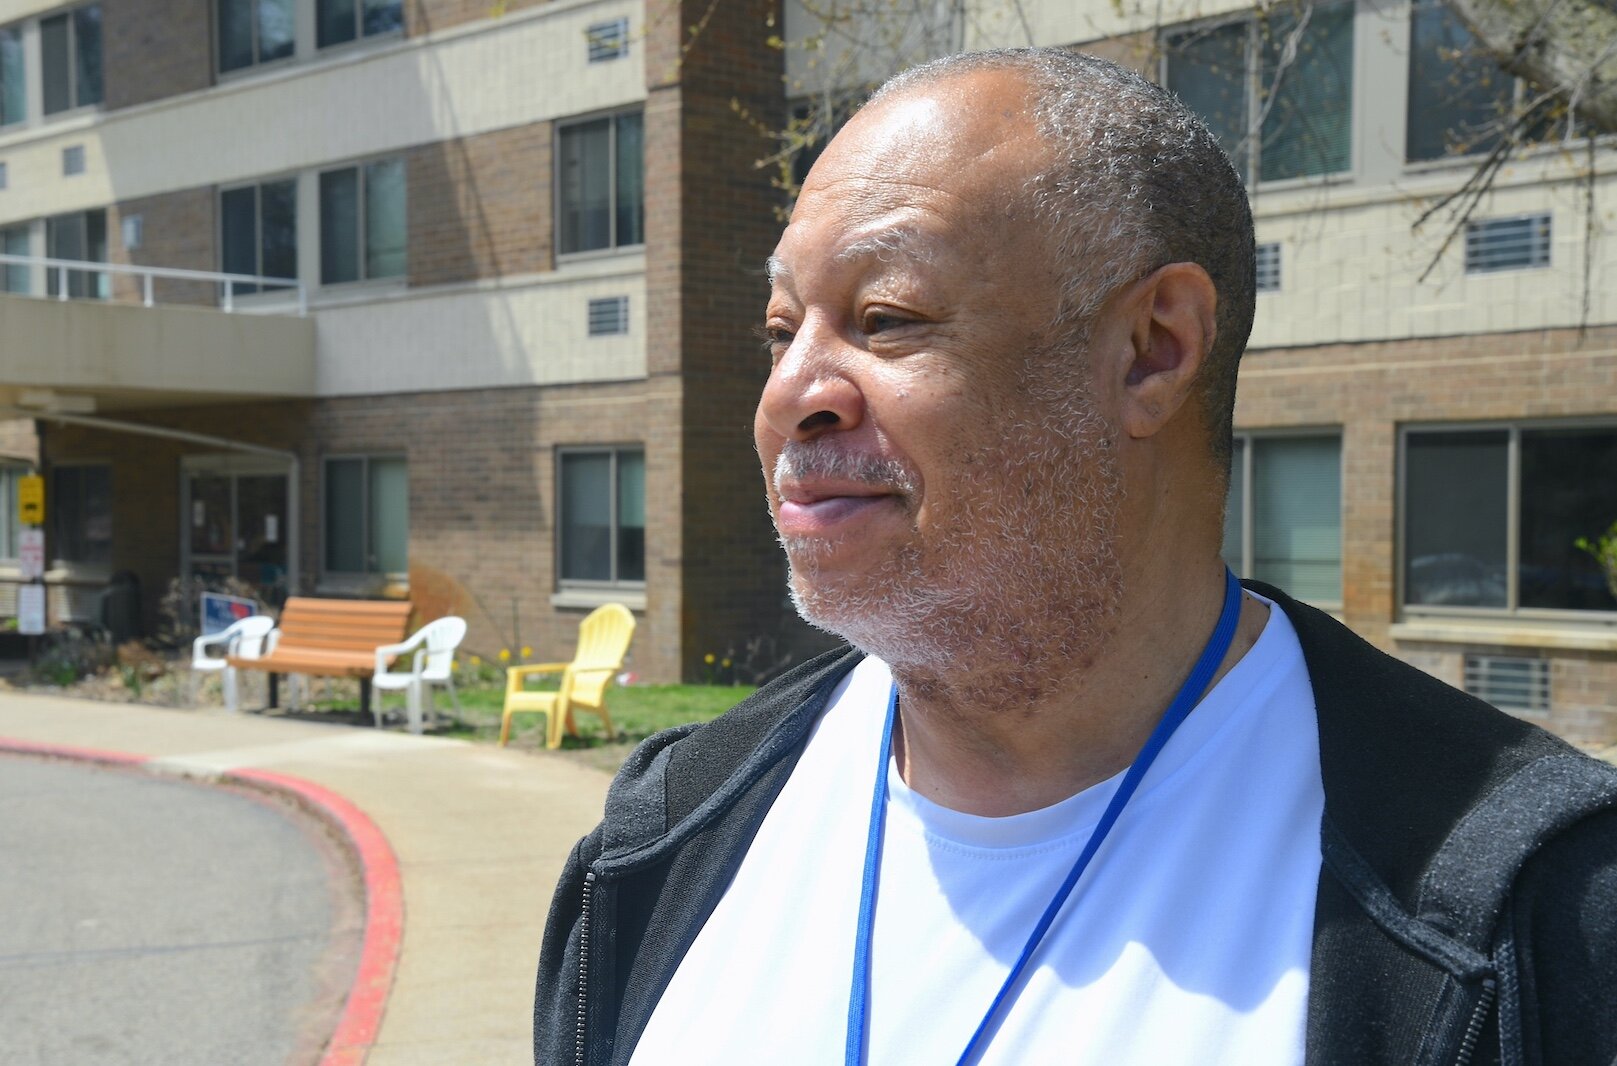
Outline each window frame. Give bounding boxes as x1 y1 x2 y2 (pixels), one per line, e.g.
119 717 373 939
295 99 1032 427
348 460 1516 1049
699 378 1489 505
1161 2 1357 188
554 107 646 261
555 445 646 591
44 207 107 299
1 21 25 127
40 4 101 117
49 459 112 570
1223 428 1345 609
317 156 407 288
0 463 26 561
215 0 296 78
315 0 404 52
217 175 299 298
1397 418 1617 622
320 453 408 580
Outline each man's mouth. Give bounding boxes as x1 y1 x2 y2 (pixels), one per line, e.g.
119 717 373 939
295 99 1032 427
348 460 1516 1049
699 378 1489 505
775 485 901 536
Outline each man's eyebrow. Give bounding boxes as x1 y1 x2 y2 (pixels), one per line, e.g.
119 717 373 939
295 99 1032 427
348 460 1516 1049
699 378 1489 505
766 255 789 284
833 226 937 266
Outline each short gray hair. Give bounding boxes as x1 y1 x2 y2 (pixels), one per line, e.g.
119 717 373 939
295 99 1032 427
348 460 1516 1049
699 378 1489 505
869 48 1256 468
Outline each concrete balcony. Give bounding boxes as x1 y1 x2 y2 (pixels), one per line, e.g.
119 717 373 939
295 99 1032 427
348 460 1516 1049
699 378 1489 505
0 257 315 413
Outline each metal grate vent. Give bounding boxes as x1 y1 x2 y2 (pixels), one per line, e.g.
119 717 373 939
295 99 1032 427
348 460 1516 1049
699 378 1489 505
1255 242 1281 292
0 161 7 190
1464 214 1550 274
1463 654 1549 715
588 295 630 336
62 145 85 176
586 18 629 62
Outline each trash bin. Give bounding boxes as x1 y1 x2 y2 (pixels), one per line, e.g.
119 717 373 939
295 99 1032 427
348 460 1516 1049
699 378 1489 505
101 570 143 645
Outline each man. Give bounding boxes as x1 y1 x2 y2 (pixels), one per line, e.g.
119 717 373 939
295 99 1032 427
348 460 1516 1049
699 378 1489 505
536 49 1617 1065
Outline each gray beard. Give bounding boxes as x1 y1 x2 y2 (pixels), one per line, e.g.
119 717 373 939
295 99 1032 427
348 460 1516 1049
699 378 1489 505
775 380 1124 701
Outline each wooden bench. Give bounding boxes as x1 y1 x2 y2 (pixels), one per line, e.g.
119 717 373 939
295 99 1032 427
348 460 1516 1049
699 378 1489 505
229 597 413 720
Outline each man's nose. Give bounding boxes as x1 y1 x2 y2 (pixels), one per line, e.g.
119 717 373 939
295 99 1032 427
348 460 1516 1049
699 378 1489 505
756 327 865 441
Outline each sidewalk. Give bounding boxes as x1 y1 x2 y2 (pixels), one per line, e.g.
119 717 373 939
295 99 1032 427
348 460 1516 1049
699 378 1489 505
0 691 612 1066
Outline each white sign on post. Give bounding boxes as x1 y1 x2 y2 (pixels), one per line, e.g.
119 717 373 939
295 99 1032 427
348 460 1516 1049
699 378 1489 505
17 583 45 635
17 528 44 580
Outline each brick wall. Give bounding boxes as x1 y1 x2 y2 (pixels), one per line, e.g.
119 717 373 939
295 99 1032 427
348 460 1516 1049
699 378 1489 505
107 187 217 306
0 420 39 464
407 123 552 287
1236 325 1617 742
405 0 551 37
103 0 214 111
645 0 838 680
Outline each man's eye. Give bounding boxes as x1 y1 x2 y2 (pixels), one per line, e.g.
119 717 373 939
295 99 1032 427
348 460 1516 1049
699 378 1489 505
763 327 795 355
862 311 907 334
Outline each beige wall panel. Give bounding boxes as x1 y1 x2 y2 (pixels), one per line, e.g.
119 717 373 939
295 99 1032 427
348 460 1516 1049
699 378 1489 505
0 294 315 401
1249 167 1617 349
0 2 63 21
312 265 646 395
0 0 642 224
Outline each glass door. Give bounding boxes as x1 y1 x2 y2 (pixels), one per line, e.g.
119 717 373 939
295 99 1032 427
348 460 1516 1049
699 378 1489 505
182 459 291 608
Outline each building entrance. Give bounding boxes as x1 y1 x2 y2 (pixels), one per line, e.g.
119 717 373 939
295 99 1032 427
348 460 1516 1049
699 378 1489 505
181 457 292 607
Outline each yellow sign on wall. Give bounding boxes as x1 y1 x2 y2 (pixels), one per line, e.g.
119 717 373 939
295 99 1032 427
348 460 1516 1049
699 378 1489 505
17 475 44 525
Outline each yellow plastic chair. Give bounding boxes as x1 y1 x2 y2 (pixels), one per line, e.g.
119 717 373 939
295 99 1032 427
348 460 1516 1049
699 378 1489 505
501 603 636 748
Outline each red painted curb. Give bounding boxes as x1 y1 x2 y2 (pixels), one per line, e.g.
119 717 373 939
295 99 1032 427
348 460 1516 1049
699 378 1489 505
0 738 403 1066
231 769 402 1066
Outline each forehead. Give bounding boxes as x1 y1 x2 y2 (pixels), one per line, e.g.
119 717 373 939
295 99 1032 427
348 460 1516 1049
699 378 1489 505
771 75 1049 280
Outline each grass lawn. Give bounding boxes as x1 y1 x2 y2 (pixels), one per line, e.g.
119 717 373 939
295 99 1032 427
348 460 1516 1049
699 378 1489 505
439 678 758 774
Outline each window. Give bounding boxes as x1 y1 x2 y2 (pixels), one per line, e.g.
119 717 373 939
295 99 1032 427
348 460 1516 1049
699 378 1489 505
52 463 111 566
1403 424 1617 613
1165 4 1354 183
41 5 101 114
0 465 24 559
1221 434 1342 602
320 159 406 285
557 111 644 255
558 448 645 586
1255 242 1281 292
46 209 107 299
221 179 297 295
323 456 407 575
218 0 294 74
317 0 402 49
1465 214 1551 274
1 23 23 126
588 295 630 336
2 224 29 294
586 18 629 62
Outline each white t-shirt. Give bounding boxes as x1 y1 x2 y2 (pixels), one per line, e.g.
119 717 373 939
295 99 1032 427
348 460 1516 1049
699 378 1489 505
632 597 1324 1065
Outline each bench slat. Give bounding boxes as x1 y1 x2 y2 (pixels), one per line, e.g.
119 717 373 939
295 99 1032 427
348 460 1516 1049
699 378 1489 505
226 597 411 677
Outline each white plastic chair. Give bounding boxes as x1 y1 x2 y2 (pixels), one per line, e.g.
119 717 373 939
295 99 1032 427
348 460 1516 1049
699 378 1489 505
191 615 276 712
372 616 467 734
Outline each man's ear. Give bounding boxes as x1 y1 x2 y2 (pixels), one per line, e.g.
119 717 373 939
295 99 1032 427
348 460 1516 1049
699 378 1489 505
1117 262 1218 440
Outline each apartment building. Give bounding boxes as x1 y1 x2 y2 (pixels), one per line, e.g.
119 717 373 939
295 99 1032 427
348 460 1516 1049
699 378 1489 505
1 0 1613 739
0 0 809 682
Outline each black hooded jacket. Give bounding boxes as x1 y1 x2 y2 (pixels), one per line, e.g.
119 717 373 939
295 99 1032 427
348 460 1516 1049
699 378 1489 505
535 584 1617 1066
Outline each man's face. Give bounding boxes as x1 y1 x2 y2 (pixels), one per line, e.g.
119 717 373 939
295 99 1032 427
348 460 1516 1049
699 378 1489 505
755 72 1125 682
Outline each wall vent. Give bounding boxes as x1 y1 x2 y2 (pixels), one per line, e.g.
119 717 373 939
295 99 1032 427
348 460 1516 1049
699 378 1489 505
0 161 7 190
1255 242 1281 292
1463 654 1549 715
588 295 630 336
62 144 85 176
586 18 629 62
1465 214 1550 273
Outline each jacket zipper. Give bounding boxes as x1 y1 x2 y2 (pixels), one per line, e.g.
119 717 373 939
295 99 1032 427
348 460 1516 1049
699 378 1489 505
576 871 596 1066
1453 977 1497 1066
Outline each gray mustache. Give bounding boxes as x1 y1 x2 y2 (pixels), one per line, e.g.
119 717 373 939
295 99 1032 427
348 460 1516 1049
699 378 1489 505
773 441 917 496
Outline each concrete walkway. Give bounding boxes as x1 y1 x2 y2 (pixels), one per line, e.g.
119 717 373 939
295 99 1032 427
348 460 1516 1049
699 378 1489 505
0 692 612 1066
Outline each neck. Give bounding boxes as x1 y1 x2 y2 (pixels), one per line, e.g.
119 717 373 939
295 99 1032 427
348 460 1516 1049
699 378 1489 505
889 562 1268 817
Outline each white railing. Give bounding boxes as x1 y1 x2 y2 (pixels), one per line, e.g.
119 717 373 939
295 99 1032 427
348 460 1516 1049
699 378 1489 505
0 253 307 315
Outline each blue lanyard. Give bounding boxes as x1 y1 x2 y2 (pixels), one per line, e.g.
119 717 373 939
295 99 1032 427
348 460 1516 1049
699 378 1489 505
844 569 1245 1066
